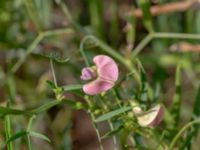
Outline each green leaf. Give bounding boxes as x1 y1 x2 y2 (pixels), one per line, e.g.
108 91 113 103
62 84 83 91
28 100 60 114
29 131 51 142
0 98 83 116
6 131 28 144
46 80 57 89
95 106 132 122
0 100 60 116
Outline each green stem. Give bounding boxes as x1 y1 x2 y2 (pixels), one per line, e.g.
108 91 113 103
98 96 117 150
5 114 13 150
26 115 36 150
85 98 104 150
10 34 44 74
169 119 200 150
108 120 118 150
50 59 58 87
10 28 73 74
112 90 136 147
131 32 200 59
153 32 200 40
131 33 153 58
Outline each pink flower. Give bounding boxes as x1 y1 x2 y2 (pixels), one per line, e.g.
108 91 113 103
80 55 119 95
133 104 164 127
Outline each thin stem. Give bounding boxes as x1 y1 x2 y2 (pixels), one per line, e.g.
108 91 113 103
27 115 36 131
112 90 136 147
50 59 58 87
98 96 117 150
10 28 73 74
26 115 36 150
169 119 200 150
27 136 32 150
10 34 44 74
5 114 13 150
131 33 153 58
108 120 118 150
131 32 200 59
153 32 200 40
79 37 91 67
85 98 104 150
42 28 74 37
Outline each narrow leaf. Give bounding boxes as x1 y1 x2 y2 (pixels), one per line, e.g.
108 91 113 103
96 106 132 122
6 131 28 144
62 84 83 91
29 131 51 142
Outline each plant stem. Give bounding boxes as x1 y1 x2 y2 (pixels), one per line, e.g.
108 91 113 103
26 115 36 150
10 28 73 75
85 98 104 150
50 59 58 87
169 119 200 150
5 114 13 150
153 32 200 40
131 33 153 58
98 96 118 150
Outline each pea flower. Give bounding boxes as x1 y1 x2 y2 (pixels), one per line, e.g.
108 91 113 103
133 104 164 127
80 55 119 95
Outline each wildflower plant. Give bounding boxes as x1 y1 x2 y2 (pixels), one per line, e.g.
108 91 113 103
1 0 200 150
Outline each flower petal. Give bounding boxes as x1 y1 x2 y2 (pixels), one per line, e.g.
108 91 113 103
80 67 96 80
93 55 119 82
137 104 164 127
83 78 114 95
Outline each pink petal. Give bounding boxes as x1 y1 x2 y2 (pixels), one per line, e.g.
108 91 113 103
83 78 114 95
93 55 119 82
